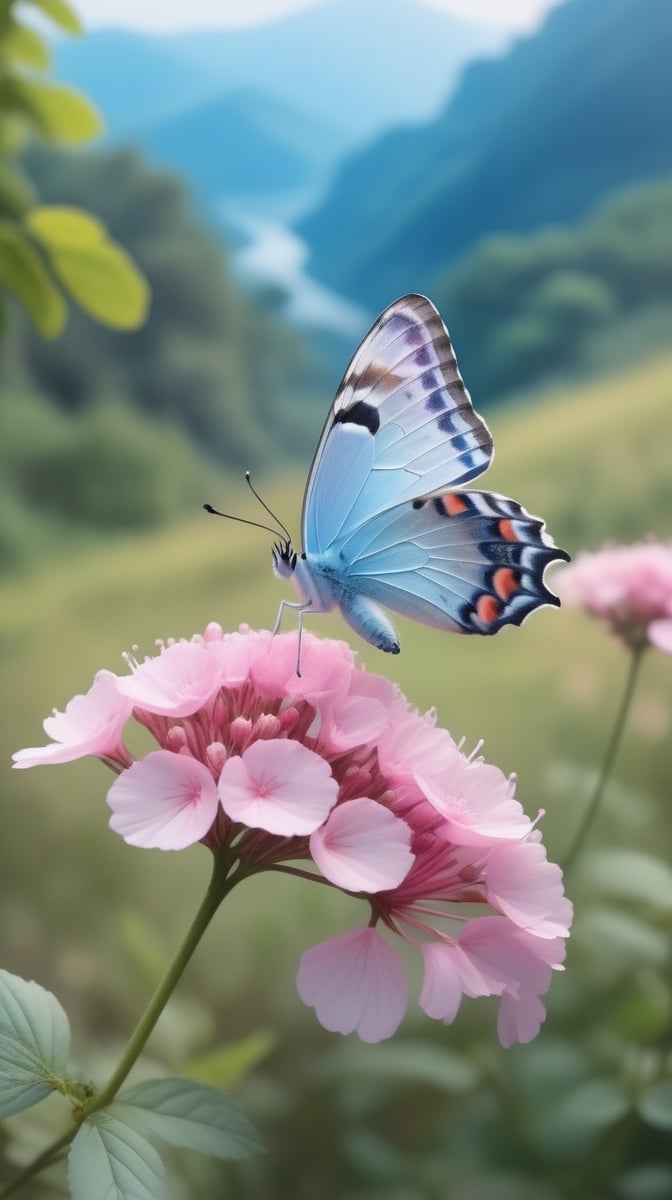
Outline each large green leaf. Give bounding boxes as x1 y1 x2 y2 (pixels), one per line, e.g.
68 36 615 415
51 243 149 329
638 1082 672 1131
26 205 108 248
12 79 101 143
27 205 150 329
0 968 71 1117
5 20 51 70
0 220 66 336
0 163 36 218
115 1077 263 1160
69 1114 164 1200
22 0 82 34
581 849 672 910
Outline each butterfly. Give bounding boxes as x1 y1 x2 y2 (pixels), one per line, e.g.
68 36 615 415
267 293 569 670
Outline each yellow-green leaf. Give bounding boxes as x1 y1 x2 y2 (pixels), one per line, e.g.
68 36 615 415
0 220 66 336
5 20 51 70
22 0 82 35
0 164 37 218
27 205 108 248
15 79 102 143
49 241 150 329
185 1032 275 1091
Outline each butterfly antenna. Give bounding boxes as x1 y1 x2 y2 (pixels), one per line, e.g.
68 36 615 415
202 504 285 539
245 471 292 542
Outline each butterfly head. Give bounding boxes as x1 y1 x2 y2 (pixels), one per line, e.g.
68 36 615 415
272 539 297 580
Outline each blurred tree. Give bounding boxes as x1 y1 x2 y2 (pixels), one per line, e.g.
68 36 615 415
0 0 148 337
8 145 321 472
435 178 672 403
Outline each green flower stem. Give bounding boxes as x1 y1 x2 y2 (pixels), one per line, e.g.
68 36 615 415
0 854 239 1199
563 644 645 876
90 853 237 1110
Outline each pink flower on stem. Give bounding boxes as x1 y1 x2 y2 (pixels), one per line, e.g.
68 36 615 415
556 540 672 652
13 623 571 1047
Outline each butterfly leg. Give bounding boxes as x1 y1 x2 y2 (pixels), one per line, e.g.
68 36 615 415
272 598 306 636
272 599 312 676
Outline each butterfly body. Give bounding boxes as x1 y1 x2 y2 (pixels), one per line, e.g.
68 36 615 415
272 294 569 661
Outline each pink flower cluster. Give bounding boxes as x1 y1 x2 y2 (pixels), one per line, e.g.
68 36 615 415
556 540 672 653
13 624 571 1046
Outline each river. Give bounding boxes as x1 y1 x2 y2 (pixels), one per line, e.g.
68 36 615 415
220 204 368 337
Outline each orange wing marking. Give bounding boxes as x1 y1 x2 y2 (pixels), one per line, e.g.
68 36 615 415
493 567 520 600
476 594 501 625
442 494 470 516
498 519 518 542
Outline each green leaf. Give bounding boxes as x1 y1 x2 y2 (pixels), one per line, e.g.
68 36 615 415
115 1077 263 1160
0 968 71 1117
319 1039 480 1093
0 164 37 218
12 79 101 143
582 849 672 910
27 205 150 329
185 1031 275 1090
616 1165 672 1199
0 220 66 336
68 1114 164 1200
558 1079 631 1129
638 1082 672 1130
22 0 83 34
575 909 668 967
49 241 150 329
26 205 108 248
5 20 51 70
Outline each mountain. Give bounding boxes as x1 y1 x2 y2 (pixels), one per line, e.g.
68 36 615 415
51 0 503 164
51 29 220 136
298 0 672 308
142 90 333 210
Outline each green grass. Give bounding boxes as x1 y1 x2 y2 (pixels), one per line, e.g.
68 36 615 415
1 352 671 1043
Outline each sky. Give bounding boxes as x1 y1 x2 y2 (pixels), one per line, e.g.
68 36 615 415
61 0 564 34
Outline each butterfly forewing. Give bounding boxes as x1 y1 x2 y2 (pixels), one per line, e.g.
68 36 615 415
302 295 494 555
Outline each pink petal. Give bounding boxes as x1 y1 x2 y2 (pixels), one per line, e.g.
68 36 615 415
321 695 388 753
117 641 223 717
251 631 354 702
310 798 413 892
297 928 407 1043
485 841 573 938
107 750 219 849
12 670 131 768
218 738 338 835
419 759 532 845
420 933 511 1026
419 944 469 1024
649 618 672 654
459 917 565 999
497 991 547 1047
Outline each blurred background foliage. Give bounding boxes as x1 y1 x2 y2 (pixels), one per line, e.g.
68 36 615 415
1 0 671 1196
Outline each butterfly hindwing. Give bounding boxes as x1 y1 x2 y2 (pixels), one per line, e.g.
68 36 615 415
338 489 570 635
302 295 494 555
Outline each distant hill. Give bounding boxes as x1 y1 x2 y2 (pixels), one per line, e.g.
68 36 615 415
298 0 672 308
51 0 502 207
142 89 332 209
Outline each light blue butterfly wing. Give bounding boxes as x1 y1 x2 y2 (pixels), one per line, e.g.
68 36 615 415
338 489 569 635
302 294 494 556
